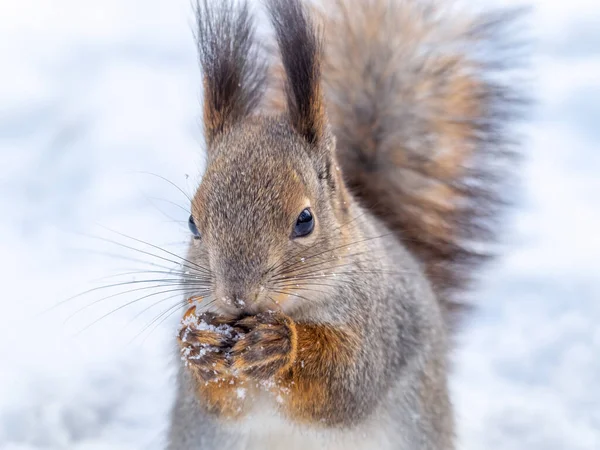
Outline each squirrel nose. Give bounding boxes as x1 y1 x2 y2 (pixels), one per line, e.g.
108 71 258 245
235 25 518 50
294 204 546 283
213 259 267 314
217 287 258 313
231 295 247 309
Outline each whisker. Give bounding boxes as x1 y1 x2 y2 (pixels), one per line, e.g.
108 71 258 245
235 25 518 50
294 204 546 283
270 285 336 299
328 208 371 235
72 286 202 333
273 240 427 282
64 283 185 323
274 280 364 294
145 196 191 215
91 270 206 283
80 234 200 273
140 191 189 229
139 296 209 346
272 280 343 291
80 235 213 283
95 226 211 276
126 291 197 328
274 271 381 291
266 295 281 310
274 255 366 281
134 171 194 203
276 233 395 275
45 276 210 315
267 210 373 275
126 287 213 333
276 266 415 283
131 294 220 347
129 300 189 347
69 249 181 273
270 289 313 304
272 251 391 282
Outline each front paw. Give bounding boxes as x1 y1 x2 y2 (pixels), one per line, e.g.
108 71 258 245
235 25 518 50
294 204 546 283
178 307 240 382
230 311 297 380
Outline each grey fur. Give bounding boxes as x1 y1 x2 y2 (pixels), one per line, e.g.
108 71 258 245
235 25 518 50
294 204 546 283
169 194 452 448
166 0 523 447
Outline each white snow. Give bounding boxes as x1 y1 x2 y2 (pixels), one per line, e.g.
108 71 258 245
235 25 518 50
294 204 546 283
0 0 599 449
236 388 247 400
183 317 237 341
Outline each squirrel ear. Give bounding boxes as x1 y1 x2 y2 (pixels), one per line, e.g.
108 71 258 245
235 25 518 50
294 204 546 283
267 0 326 146
196 0 267 146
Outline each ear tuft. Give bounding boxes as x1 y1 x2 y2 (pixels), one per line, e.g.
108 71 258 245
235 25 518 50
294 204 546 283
196 0 267 146
267 0 326 145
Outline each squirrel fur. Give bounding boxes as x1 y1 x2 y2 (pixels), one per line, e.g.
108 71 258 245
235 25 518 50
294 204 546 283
167 0 524 448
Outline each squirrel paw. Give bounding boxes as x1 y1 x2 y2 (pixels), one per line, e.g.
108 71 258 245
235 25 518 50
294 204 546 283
230 311 297 380
178 308 240 382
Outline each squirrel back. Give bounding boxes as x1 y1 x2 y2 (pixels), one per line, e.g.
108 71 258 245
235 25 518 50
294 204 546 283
267 0 525 321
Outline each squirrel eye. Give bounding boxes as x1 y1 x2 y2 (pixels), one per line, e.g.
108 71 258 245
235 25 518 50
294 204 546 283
293 208 314 238
188 215 201 239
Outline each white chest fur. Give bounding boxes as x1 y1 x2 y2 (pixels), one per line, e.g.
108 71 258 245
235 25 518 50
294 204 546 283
220 392 400 450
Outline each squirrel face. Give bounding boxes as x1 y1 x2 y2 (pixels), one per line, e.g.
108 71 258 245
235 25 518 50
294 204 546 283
188 117 349 317
186 0 354 317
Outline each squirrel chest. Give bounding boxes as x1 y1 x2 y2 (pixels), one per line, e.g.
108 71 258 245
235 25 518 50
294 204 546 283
219 388 398 450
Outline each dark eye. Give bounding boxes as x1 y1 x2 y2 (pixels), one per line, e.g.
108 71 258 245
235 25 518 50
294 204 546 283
188 215 201 239
293 208 314 238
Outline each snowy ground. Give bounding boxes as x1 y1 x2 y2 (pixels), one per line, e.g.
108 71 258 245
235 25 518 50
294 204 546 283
1 0 599 449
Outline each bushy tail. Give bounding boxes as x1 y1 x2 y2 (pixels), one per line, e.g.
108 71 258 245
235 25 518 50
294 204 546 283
317 0 526 317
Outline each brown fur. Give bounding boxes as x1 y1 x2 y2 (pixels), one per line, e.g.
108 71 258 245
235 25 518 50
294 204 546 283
267 0 326 145
267 0 526 320
194 376 248 419
178 309 361 425
168 0 525 448
228 312 362 426
178 310 234 382
195 0 267 146
231 312 298 379
278 322 361 424
177 309 246 418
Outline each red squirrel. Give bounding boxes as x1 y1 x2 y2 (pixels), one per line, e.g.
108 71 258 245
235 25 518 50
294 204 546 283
167 0 524 448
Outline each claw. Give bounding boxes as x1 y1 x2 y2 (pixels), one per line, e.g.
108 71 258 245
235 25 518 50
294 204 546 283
183 305 197 322
188 295 204 304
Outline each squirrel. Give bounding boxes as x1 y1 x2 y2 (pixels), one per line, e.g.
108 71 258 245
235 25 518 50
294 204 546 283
167 0 524 449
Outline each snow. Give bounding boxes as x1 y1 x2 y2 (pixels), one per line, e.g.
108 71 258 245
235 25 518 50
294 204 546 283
0 0 599 449
236 388 247 400
180 311 239 344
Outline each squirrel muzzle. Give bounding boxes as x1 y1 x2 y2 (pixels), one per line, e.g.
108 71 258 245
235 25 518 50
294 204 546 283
211 247 276 317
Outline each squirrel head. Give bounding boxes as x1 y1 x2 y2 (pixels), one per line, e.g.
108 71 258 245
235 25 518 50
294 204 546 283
188 0 351 316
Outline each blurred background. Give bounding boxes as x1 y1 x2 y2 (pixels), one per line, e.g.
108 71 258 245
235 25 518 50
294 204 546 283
0 0 598 449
